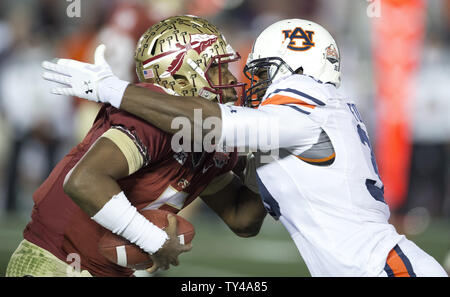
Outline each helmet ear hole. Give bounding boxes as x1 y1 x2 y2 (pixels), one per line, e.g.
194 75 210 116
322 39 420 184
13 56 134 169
173 74 189 87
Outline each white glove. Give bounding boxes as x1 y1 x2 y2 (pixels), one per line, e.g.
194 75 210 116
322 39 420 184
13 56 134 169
42 44 129 108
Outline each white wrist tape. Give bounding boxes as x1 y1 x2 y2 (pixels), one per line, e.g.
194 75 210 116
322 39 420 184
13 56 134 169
91 191 168 254
98 76 130 108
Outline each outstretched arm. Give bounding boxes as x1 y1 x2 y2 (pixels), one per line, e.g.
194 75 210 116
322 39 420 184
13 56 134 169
121 84 221 138
42 44 315 151
41 44 221 144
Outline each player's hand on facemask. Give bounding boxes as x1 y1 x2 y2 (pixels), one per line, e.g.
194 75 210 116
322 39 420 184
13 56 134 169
42 44 129 108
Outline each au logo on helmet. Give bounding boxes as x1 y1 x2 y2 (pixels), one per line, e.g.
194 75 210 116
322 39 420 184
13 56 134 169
282 27 315 51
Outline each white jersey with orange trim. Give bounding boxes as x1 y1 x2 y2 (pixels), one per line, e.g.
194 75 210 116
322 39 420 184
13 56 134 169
219 74 406 276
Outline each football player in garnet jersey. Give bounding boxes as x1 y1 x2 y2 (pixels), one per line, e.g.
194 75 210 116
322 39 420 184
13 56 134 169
6 16 266 277
44 18 448 277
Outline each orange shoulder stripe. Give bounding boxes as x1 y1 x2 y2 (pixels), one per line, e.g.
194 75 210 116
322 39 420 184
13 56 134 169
296 152 336 163
261 94 316 109
386 248 410 277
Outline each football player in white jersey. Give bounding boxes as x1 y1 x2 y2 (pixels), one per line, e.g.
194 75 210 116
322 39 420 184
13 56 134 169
42 18 447 277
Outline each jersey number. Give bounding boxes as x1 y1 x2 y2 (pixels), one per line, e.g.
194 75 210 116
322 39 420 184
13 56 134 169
348 104 385 204
141 186 189 211
256 173 281 219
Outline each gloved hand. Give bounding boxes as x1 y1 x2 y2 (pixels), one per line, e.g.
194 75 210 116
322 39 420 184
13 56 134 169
42 44 129 108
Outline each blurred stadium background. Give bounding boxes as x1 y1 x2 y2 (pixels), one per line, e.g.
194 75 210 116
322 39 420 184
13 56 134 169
0 0 449 277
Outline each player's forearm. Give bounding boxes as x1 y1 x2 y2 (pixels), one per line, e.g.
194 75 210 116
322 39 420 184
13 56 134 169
64 170 169 255
121 85 285 151
61 136 171 255
121 84 222 138
232 186 267 237
201 177 266 237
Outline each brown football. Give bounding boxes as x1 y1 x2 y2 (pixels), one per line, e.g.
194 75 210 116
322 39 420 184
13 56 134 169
98 209 195 270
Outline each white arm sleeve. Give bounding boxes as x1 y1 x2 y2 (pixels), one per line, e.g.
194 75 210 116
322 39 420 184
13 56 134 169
218 104 322 151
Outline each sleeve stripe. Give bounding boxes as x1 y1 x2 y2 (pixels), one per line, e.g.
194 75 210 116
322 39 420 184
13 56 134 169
265 88 325 106
296 152 336 163
111 125 150 167
101 128 145 175
285 104 311 115
261 94 316 109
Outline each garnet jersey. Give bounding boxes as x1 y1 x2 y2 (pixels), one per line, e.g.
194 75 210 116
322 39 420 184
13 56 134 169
23 84 237 277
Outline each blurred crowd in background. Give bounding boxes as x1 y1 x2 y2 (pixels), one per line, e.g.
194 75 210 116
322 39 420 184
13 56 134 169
0 0 449 238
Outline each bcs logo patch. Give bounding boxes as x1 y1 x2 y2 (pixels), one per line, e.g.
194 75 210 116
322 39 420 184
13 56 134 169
325 44 339 64
282 27 315 51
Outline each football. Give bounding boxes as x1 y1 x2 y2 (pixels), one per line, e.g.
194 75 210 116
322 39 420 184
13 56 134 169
98 209 195 270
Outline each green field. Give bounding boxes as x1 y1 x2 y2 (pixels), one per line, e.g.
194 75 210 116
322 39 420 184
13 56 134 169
1 206 449 277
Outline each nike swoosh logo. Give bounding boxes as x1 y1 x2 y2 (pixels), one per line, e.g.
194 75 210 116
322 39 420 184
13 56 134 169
202 164 213 173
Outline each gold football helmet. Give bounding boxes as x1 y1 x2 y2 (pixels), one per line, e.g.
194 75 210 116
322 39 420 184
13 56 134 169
135 15 245 103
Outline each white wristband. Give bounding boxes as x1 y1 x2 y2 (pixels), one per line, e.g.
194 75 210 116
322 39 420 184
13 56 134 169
92 191 168 254
98 76 130 108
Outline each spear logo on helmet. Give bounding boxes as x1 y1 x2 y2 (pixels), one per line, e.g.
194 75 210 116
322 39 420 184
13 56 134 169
143 34 218 78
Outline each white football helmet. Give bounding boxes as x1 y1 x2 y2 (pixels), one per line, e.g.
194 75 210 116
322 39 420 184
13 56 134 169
244 19 341 107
